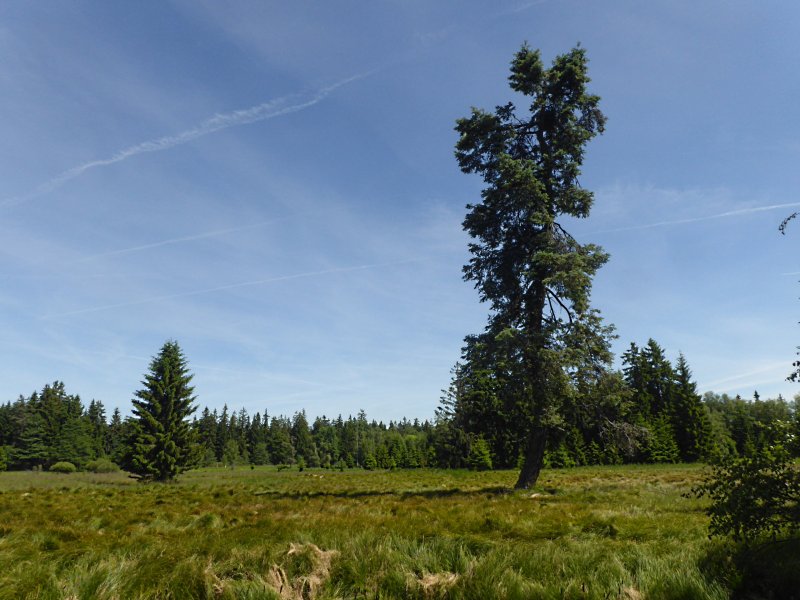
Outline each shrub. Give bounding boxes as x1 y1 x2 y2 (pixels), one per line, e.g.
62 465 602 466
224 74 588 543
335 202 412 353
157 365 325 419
49 461 77 474
85 458 120 473
693 445 800 543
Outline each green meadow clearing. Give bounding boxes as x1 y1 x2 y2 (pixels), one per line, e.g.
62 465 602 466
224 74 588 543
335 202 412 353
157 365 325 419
0 464 739 599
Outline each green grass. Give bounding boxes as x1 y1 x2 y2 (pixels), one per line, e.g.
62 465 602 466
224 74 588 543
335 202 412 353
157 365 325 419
0 464 729 599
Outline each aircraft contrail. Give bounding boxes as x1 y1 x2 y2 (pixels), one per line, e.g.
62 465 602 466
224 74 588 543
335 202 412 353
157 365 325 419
69 210 334 264
595 201 800 234
2 71 373 208
42 258 419 319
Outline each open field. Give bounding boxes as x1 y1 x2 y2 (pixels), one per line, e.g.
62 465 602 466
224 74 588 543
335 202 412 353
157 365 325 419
0 464 730 599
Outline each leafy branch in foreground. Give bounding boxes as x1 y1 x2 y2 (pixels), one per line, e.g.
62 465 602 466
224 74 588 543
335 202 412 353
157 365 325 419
692 437 800 543
779 211 797 235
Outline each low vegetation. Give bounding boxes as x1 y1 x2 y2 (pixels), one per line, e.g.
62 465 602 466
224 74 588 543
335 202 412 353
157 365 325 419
0 463 737 599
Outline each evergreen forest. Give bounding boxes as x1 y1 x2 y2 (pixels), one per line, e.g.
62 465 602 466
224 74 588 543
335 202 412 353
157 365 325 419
0 338 796 475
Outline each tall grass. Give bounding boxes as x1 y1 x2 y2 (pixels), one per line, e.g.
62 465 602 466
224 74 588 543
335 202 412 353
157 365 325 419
0 464 728 599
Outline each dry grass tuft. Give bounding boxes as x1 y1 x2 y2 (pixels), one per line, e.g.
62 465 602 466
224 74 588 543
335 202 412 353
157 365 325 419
416 571 460 598
621 586 643 600
266 543 339 600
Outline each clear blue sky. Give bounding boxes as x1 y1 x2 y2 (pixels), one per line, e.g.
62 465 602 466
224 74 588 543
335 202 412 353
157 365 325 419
1 1 798 420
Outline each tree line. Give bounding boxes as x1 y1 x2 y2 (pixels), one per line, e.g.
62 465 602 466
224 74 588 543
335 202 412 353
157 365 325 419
0 338 796 474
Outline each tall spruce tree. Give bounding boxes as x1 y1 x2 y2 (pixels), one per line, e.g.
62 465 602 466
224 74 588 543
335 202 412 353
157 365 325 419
455 44 610 488
126 340 200 481
671 353 712 461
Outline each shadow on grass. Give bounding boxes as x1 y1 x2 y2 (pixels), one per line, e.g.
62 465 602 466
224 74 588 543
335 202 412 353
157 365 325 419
700 537 800 600
252 485 514 500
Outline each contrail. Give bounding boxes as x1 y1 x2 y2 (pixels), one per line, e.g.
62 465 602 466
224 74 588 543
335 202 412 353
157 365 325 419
70 210 333 264
71 220 279 263
496 0 549 16
42 258 419 319
2 71 373 208
700 361 789 391
595 201 800 234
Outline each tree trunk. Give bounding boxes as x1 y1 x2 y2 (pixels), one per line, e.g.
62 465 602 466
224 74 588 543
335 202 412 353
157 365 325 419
514 426 547 489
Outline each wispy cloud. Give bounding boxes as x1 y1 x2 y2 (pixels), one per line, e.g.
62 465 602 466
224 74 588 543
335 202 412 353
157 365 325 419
595 202 800 234
2 72 373 208
42 258 420 319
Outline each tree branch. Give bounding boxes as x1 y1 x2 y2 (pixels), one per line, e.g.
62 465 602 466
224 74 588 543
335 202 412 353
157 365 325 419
545 287 574 324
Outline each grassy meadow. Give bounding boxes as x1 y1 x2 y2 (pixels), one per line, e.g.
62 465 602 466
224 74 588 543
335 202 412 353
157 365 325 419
0 464 734 599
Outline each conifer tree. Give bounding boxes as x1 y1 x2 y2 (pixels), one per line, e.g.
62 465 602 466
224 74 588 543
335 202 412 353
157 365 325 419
12 409 49 469
455 44 611 488
126 340 200 482
671 353 712 461
107 408 125 463
467 436 493 471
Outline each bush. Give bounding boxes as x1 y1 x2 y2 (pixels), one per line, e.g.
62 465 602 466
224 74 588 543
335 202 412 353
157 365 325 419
49 461 77 474
85 458 120 473
693 445 800 543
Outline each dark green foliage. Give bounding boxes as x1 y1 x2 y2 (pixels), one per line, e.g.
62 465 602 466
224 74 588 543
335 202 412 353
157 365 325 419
363 452 377 470
106 408 125 463
222 438 242 467
49 461 76 473
0 446 7 471
85 458 119 473
710 538 800 600
292 410 319 466
250 442 269 465
646 415 680 463
125 340 201 482
11 410 49 469
704 392 795 458
0 347 792 475
455 44 610 489
269 418 295 465
86 400 107 458
2 383 96 469
467 436 493 471
622 342 713 464
694 443 800 543
672 354 712 461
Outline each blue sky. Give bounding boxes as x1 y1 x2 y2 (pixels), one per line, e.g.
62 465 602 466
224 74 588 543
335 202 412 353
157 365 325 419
1 1 798 420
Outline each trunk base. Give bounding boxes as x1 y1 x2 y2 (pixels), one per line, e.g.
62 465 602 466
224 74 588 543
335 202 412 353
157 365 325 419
514 427 547 489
